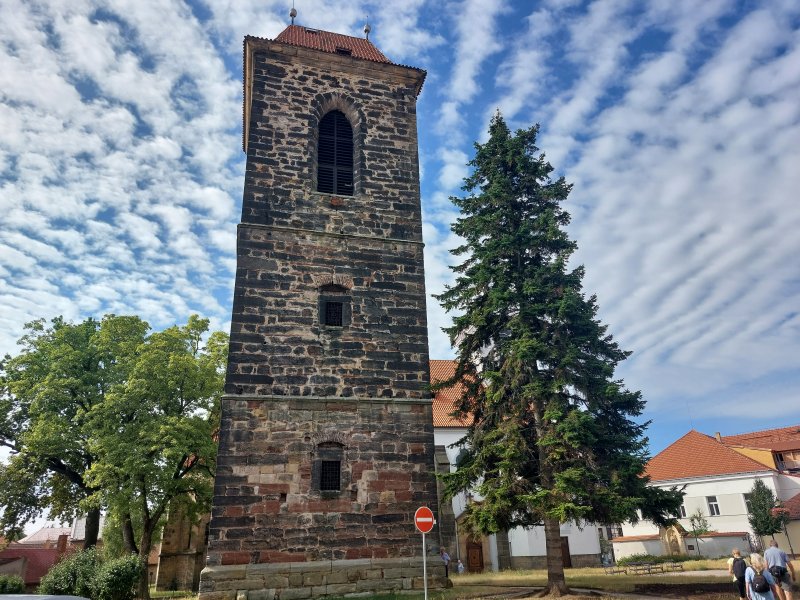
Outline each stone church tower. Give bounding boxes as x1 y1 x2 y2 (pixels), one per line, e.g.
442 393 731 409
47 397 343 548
199 20 446 600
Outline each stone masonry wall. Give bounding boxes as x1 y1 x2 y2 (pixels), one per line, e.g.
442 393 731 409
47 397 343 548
225 41 430 398
201 36 443 599
227 225 429 399
208 396 437 564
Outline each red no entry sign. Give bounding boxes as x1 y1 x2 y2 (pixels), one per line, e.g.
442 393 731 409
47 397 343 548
414 506 435 533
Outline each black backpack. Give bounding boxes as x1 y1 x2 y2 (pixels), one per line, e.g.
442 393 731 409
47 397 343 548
752 569 770 593
732 557 747 578
770 565 787 579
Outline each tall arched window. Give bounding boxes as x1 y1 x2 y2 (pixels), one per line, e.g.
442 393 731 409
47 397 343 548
317 110 354 195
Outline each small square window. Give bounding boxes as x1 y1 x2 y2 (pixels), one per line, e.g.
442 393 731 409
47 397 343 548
320 460 341 491
324 301 343 326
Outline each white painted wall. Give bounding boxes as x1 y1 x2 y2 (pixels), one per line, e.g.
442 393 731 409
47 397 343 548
434 428 469 518
621 472 781 539
612 539 663 560
509 521 601 557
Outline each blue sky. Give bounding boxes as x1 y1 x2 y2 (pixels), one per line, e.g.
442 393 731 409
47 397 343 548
1 0 799 464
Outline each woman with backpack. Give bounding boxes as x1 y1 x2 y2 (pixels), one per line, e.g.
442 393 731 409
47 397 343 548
747 553 781 600
729 548 749 600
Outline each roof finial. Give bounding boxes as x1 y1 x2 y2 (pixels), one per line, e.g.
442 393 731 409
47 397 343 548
364 20 371 40
290 2 297 25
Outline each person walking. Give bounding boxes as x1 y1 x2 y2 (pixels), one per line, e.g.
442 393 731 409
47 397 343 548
746 553 780 600
728 547 748 600
457 558 465 574
440 547 451 578
764 540 795 600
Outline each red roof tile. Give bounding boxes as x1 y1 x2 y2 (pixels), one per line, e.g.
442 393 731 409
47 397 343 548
782 492 800 519
274 25 390 64
0 546 62 585
430 359 473 428
645 430 771 482
721 425 800 448
612 534 661 542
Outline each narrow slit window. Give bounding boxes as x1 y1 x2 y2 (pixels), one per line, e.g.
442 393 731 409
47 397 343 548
320 460 341 491
324 301 343 326
317 110 354 195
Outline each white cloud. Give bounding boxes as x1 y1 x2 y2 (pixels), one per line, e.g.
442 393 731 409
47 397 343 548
437 147 469 189
435 0 508 132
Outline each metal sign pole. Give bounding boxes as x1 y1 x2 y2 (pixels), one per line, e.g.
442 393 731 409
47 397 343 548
422 531 428 600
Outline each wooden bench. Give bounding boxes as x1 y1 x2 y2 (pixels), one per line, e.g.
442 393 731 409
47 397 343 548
628 562 663 574
603 565 627 575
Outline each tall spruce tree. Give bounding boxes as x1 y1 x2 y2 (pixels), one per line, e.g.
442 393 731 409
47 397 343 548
436 114 682 595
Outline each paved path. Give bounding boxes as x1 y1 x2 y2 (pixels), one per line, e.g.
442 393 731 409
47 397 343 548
658 568 728 577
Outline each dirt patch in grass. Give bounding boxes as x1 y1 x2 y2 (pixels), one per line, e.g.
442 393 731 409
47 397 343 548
630 581 733 596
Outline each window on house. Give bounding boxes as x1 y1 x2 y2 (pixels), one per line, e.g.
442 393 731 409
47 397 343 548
707 496 720 516
678 504 686 518
743 493 752 513
317 110 354 195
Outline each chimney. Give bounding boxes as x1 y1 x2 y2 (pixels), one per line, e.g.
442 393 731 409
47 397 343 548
57 534 68 555
714 432 721 442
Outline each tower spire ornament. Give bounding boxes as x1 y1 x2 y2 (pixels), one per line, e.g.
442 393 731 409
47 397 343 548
289 2 297 24
364 20 371 39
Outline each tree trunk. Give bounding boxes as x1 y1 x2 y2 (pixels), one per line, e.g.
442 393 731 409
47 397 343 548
544 516 568 596
82 507 101 549
136 522 154 600
122 513 138 554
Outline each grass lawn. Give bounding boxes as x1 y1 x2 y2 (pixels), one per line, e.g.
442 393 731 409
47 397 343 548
321 558 736 599
151 558 793 600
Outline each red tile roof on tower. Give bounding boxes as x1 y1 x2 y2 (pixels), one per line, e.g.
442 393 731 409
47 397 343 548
275 25 391 64
430 359 472 428
721 425 800 449
645 430 772 482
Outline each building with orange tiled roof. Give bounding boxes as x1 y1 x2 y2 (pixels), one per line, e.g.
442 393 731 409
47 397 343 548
613 425 800 560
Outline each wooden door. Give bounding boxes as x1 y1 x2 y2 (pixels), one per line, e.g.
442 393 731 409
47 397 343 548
560 536 572 568
467 540 484 573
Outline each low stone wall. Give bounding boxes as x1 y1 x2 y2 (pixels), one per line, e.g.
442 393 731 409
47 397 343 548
509 553 601 570
200 557 449 600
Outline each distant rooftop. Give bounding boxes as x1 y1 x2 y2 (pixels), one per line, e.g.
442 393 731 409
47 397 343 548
645 430 772 482
18 526 71 545
274 24 391 64
430 359 473 428
721 424 800 450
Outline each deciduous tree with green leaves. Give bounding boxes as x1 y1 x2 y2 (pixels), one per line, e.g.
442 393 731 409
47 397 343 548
1 314 226 600
747 479 787 541
435 113 682 595
0 315 148 545
85 315 226 599
687 508 711 556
